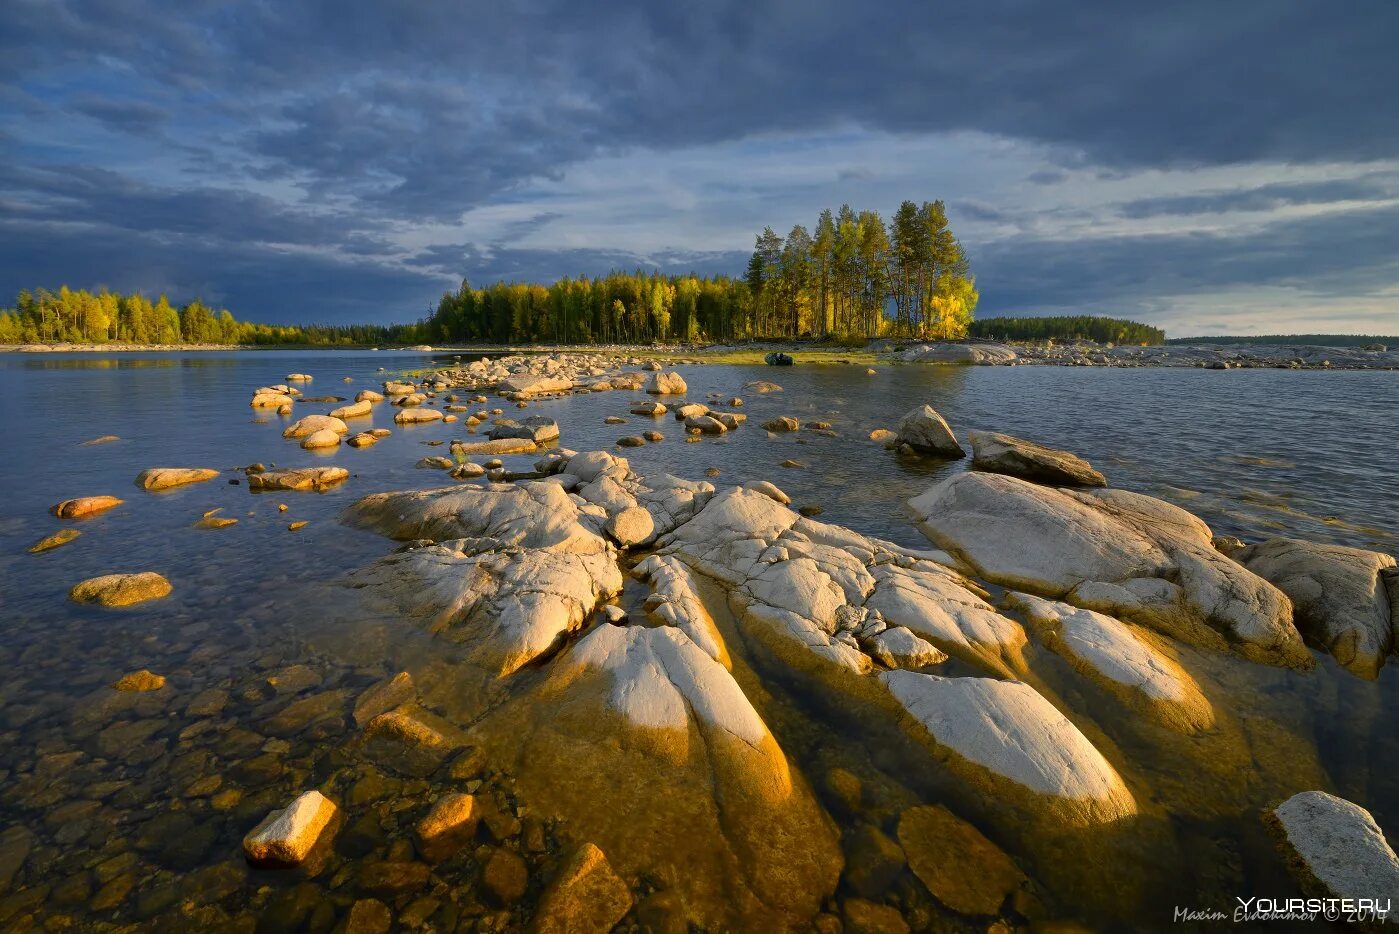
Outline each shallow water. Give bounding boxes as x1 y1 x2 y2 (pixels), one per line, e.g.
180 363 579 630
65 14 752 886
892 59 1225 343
0 349 1395 931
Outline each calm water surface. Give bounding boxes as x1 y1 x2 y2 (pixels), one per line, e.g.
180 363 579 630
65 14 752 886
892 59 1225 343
0 349 1395 931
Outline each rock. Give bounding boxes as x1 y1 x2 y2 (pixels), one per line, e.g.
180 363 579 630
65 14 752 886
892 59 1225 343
900 342 1018 365
644 370 687 395
301 428 342 449
477 623 841 930
348 432 379 447
51 495 123 519
29 528 81 553
113 669 166 692
744 380 783 393
530 842 633 934
842 898 909 934
194 515 238 529
136 468 220 490
251 390 295 408
1266 791 1399 924
969 431 1107 487
489 416 561 443
0 826 35 892
1235 538 1397 679
282 415 348 438
908 472 1310 669
685 415 727 434
844 825 906 898
483 848 529 905
869 429 896 443
500 374 573 396
360 705 469 777
70 572 172 607
341 899 392 934
416 456 454 469
630 401 667 416
330 399 374 419
715 412 746 430
863 627 947 669
1006 592 1214 733
451 463 486 479
415 793 478 862
454 437 539 456
248 466 349 491
242 790 338 867
359 861 432 896
881 670 1136 827
353 672 416 726
605 415 626 424
762 416 800 432
395 408 445 424
894 405 965 457
286 372 313 381
674 403 709 420
780 459 804 469
605 506 655 548
356 389 385 403
617 436 646 447
897 804 1026 916
742 480 790 504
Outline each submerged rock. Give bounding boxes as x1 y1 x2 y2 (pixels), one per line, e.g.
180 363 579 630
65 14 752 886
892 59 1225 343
895 405 965 458
70 572 172 607
881 670 1136 827
136 467 220 490
969 431 1107 487
1235 538 1397 679
51 495 123 519
909 472 1310 669
112 669 166 692
243 790 338 867
29 528 81 553
897 804 1026 916
530 842 633 934
1266 791 1399 922
414 793 477 862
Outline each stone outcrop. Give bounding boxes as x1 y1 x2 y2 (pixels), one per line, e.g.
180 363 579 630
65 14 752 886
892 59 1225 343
909 472 1310 669
1266 791 1399 926
1006 592 1214 733
881 670 1136 827
969 431 1106 487
1235 538 1396 679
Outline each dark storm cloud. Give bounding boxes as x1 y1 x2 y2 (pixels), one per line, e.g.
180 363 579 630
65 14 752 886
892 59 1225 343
1 0 1396 325
1117 177 1399 219
974 203 1399 317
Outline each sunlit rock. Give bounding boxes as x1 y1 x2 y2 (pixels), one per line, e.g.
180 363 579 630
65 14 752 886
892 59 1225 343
242 790 337 867
247 466 348 491
51 495 123 519
282 414 347 438
70 571 172 607
643 370 687 395
1266 791 1399 919
880 670 1136 827
969 430 1107 487
909 472 1310 669
894 404 965 458
136 467 220 490
1006 591 1214 734
1235 538 1396 679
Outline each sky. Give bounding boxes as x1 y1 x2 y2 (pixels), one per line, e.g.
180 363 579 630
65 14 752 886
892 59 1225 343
2 0 1398 337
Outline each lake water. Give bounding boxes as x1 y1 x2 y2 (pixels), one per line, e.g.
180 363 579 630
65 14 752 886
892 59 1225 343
1 349 1395 931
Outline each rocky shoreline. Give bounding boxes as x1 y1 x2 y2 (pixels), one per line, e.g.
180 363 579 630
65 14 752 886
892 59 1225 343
7 350 1397 931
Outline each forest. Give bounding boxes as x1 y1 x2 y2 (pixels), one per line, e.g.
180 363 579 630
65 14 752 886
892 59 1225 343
0 287 402 346
969 315 1166 345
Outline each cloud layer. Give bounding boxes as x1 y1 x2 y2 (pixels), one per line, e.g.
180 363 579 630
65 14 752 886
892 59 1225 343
2 0 1397 335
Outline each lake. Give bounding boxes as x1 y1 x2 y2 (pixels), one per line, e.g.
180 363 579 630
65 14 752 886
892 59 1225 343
1 348 1395 930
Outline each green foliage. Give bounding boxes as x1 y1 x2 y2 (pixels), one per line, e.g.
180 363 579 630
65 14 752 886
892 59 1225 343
745 199 977 339
968 315 1166 345
0 286 414 346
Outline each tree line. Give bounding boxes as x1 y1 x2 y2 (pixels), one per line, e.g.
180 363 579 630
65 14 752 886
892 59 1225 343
968 315 1166 345
0 287 403 346
745 200 977 340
